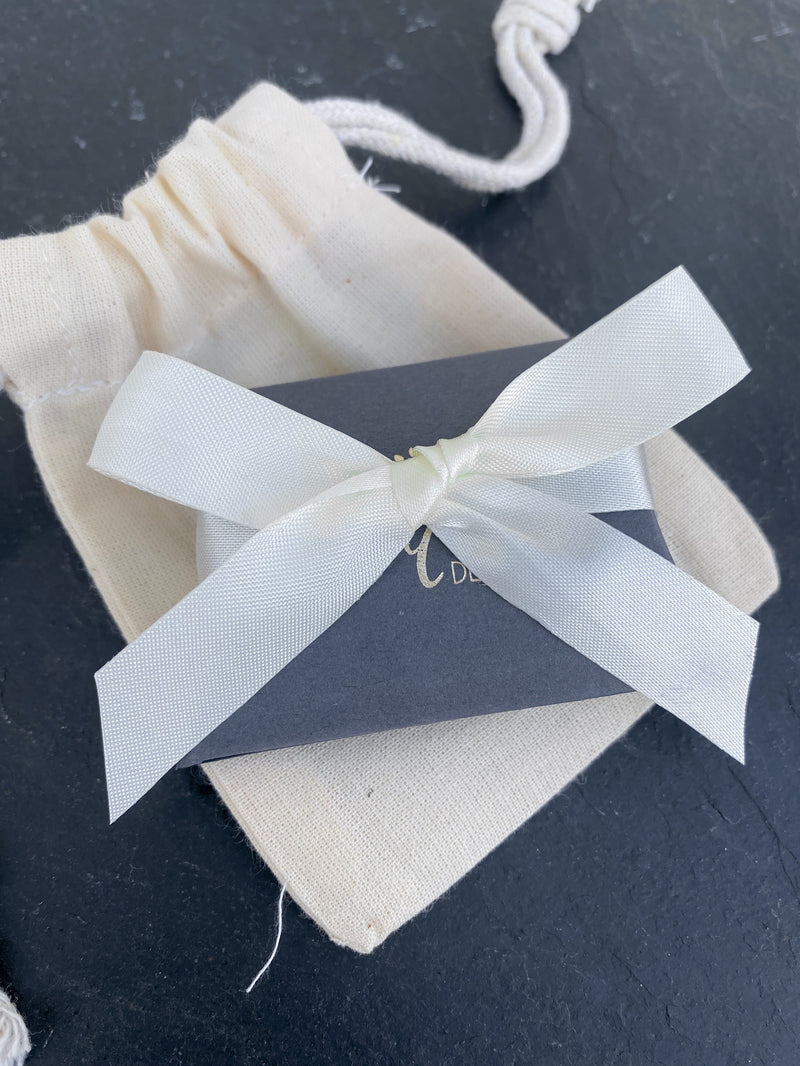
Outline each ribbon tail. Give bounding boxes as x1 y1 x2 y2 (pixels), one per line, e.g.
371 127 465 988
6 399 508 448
432 476 758 762
96 472 411 822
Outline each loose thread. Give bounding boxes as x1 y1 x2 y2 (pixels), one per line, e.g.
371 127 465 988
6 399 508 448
357 156 402 195
245 884 287 994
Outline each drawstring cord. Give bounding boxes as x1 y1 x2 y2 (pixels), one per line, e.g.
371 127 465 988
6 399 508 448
309 0 598 194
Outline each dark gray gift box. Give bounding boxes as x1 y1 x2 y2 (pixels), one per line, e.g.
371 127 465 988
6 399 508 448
179 341 670 768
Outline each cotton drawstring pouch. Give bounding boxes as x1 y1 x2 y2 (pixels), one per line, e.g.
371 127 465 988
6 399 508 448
0 17 779 961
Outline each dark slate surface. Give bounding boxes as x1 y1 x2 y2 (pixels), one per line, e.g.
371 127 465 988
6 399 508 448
1 1 798 1063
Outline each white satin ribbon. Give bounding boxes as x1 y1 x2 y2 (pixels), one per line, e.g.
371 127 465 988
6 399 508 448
89 267 758 822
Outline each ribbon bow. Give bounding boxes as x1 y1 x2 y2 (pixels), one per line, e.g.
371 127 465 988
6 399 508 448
90 268 758 821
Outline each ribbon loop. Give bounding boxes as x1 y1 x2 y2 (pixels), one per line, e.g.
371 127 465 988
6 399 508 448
89 267 759 821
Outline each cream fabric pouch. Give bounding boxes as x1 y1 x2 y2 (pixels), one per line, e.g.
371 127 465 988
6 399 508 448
0 83 778 952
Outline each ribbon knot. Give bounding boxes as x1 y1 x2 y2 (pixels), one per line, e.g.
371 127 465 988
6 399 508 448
88 268 760 822
390 432 480 529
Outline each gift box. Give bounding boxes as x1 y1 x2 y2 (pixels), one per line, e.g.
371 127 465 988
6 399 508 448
179 340 671 767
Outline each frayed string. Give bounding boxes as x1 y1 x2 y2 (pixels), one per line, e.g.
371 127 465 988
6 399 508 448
245 884 287 994
357 156 402 195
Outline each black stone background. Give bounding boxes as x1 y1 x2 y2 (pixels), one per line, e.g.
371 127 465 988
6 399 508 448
1 1 798 1063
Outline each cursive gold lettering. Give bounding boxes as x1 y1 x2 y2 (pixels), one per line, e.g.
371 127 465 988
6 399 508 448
404 526 444 588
